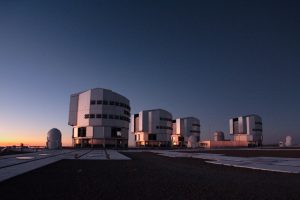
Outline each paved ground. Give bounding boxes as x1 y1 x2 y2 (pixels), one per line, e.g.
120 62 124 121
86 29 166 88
1 152 300 200
2 148 300 184
181 149 300 158
154 150 300 173
0 149 130 182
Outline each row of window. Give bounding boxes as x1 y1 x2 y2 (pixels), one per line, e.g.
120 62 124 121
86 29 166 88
76 127 123 138
156 126 173 130
136 134 200 142
84 114 130 122
192 124 200 127
124 110 130 116
148 134 157 140
190 130 200 133
160 117 173 122
90 100 130 110
252 128 263 132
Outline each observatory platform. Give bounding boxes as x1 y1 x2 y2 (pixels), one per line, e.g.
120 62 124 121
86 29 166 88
153 150 300 174
0 149 130 182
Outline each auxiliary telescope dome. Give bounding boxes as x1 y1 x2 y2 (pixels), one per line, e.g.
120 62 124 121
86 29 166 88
285 136 292 147
46 128 62 149
187 135 198 148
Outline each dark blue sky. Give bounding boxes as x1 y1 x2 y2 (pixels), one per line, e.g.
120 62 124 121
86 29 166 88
0 0 299 145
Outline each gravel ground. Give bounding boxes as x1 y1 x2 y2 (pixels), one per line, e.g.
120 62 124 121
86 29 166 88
1 152 300 200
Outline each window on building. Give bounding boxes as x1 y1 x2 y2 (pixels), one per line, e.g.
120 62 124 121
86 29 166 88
123 104 130 110
103 100 108 105
90 100 96 105
111 127 122 138
192 124 200 127
84 114 89 119
97 100 102 104
96 114 101 118
190 130 200 133
148 134 157 141
102 114 107 119
90 114 95 118
252 128 263 132
115 115 120 120
160 117 172 122
110 101 115 105
179 136 184 142
109 115 114 119
124 110 130 116
78 127 86 137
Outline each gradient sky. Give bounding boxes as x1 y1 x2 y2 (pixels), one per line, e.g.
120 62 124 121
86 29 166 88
0 0 300 146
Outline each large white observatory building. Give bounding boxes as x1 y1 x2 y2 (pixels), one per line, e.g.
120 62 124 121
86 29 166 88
68 88 131 148
130 109 173 147
171 117 200 147
229 114 263 146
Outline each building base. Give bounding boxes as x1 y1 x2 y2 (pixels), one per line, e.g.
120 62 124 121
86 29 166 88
73 138 128 148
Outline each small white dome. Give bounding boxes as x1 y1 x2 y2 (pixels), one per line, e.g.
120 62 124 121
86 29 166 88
187 135 198 148
47 128 62 149
213 131 225 141
285 136 292 147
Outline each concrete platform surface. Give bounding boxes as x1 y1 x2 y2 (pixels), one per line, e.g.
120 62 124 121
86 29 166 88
0 150 130 182
153 151 300 174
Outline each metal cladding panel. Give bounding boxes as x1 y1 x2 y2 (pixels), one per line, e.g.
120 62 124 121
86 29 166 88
190 118 200 137
247 116 255 135
86 126 93 137
176 119 181 135
229 119 233 134
93 126 105 138
180 119 188 136
238 117 244 134
138 111 146 132
149 111 159 133
90 88 104 102
68 94 79 126
135 116 139 132
148 111 152 133
138 112 142 131
128 132 136 147
77 90 91 127
130 115 135 133
73 128 78 137
172 122 177 135
103 127 112 138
